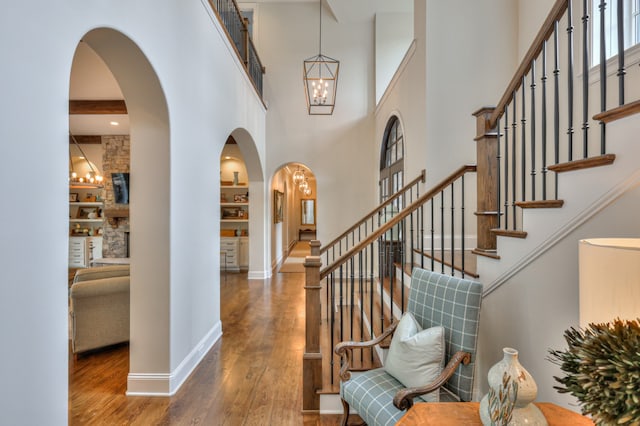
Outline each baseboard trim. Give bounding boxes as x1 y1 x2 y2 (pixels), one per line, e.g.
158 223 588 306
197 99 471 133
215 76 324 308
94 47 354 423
126 321 223 396
248 270 270 279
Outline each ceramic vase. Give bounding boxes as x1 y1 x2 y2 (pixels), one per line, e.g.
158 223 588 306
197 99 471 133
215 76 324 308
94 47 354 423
233 171 239 185
479 347 548 426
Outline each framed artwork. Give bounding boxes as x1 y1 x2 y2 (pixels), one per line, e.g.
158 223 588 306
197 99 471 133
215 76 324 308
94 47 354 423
274 190 284 223
69 193 79 202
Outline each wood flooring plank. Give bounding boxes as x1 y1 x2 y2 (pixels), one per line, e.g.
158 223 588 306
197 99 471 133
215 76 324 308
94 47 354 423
69 271 346 425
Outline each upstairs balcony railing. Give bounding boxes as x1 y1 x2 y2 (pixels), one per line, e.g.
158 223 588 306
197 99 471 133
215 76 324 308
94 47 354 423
209 0 265 99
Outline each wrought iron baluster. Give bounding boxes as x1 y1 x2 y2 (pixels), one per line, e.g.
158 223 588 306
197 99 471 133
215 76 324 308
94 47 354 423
440 191 445 274
582 0 590 158
567 0 575 161
369 241 374 362
330 271 335 385
503 111 510 229
554 20 561 199
497 115 502 229
359 250 363 363
350 257 354 341
617 0 625 106
430 201 434 270
339 264 344 344
461 174 466 278
530 61 537 200
542 41 548 200
511 93 517 228
599 0 608 154
521 76 527 202
450 183 455 276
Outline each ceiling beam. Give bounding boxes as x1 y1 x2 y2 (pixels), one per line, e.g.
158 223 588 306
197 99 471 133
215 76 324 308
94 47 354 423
69 100 127 115
69 135 102 144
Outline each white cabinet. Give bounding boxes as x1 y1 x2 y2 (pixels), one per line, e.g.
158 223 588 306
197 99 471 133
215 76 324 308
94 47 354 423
69 236 103 268
220 237 239 271
239 237 249 270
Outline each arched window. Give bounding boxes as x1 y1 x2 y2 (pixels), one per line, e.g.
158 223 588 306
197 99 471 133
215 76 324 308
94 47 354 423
379 116 404 205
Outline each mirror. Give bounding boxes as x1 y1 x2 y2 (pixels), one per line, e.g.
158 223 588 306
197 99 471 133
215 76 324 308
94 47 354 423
301 199 315 225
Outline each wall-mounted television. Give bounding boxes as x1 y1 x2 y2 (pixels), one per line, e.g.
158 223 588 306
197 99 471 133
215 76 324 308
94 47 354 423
112 173 130 204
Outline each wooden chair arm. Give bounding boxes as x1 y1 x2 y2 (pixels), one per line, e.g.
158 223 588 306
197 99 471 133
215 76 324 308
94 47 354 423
392 351 471 410
334 321 398 381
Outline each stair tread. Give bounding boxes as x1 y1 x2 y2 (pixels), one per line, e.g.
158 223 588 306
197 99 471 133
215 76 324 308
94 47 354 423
472 248 501 260
491 228 528 239
515 199 564 208
548 154 616 173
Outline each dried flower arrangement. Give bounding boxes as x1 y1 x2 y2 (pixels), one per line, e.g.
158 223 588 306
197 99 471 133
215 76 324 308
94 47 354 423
548 319 640 425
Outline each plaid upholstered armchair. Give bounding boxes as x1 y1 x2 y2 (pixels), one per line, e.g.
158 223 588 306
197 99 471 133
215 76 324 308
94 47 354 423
334 268 483 426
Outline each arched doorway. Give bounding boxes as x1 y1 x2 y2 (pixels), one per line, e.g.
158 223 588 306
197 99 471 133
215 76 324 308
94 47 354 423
79 28 171 395
272 163 317 273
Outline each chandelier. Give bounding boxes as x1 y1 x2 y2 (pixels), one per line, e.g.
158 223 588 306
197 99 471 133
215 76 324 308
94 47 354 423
303 0 339 115
292 166 313 196
293 167 305 185
69 133 103 187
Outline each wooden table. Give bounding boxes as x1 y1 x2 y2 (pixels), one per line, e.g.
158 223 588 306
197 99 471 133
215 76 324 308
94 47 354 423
396 402 594 426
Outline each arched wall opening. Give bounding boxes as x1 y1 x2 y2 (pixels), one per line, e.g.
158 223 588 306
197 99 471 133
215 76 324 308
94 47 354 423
228 128 268 278
81 28 172 394
271 163 317 271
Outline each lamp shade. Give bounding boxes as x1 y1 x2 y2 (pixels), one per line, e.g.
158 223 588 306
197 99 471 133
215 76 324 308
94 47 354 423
579 238 640 327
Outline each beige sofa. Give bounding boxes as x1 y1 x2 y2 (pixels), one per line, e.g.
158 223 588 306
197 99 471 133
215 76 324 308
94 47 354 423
70 265 130 355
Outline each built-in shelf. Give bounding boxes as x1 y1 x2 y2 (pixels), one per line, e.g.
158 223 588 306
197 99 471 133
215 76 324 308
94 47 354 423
221 202 249 207
69 183 104 190
69 202 103 207
70 218 104 223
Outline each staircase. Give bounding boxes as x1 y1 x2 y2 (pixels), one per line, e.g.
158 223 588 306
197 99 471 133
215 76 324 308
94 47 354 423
303 0 640 413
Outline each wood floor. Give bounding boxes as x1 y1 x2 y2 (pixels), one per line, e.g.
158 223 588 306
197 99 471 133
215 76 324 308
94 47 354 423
69 271 350 425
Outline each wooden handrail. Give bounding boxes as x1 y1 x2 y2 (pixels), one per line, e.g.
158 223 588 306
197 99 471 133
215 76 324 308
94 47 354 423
319 165 476 279
320 169 426 255
488 0 569 128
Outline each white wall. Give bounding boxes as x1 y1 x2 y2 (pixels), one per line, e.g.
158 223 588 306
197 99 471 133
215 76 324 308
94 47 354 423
424 0 518 185
517 0 556 60
375 13 413 104
0 1 266 423
255 2 377 248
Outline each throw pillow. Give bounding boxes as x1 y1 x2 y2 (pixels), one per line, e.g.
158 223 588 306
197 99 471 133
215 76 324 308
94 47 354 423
383 312 445 402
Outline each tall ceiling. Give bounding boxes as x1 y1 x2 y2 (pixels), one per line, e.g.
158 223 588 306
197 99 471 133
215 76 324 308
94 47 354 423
69 42 128 135
69 0 413 136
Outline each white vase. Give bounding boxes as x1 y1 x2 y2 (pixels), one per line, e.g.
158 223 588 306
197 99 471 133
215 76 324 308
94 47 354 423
479 347 547 426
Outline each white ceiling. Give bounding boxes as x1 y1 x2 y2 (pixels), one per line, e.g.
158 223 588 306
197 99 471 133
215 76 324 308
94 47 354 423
69 42 128 135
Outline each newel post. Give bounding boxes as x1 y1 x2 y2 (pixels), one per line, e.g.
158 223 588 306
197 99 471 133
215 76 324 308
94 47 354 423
309 239 321 256
302 245 322 412
472 107 499 257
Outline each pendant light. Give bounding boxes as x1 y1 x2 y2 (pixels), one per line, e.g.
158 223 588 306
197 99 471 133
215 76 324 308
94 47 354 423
303 0 339 115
